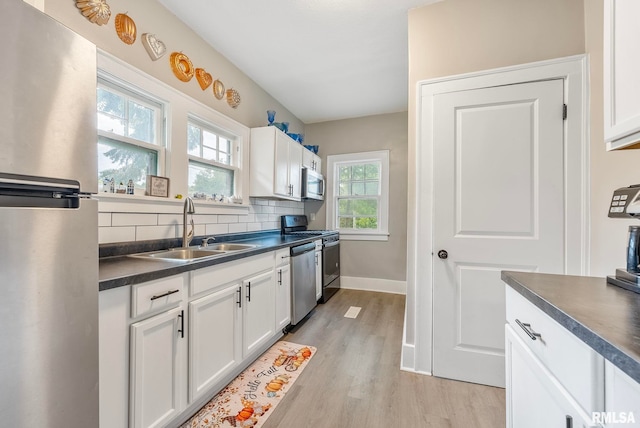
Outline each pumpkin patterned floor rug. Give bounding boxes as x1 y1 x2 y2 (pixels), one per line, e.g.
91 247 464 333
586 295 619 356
181 341 315 428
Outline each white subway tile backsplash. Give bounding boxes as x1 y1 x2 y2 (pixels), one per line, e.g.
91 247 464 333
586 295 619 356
98 200 305 243
157 214 182 225
193 224 207 237
228 223 248 233
136 225 177 241
112 213 158 227
275 206 291 214
218 215 238 223
206 223 229 235
99 226 136 244
238 214 255 223
247 223 262 232
193 214 218 224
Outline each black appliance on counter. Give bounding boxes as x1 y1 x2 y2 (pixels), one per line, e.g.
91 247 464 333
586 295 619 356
281 215 340 302
607 185 640 294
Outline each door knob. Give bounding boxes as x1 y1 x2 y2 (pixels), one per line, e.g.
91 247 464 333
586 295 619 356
437 250 448 259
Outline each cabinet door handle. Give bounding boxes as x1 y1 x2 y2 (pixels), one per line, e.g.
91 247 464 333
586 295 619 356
246 281 251 302
150 289 180 301
278 269 282 285
515 319 542 340
177 310 184 339
315 253 319 266
236 286 242 308
565 415 573 428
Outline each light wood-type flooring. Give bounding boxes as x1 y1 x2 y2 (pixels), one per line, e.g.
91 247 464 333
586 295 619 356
264 289 506 428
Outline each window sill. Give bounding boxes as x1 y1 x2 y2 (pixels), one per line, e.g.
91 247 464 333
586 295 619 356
338 232 389 242
96 192 250 214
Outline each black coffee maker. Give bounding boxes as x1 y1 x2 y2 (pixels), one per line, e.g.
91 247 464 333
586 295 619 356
607 185 640 293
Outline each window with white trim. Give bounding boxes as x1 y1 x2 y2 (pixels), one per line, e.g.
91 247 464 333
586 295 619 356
96 77 165 191
187 117 238 198
327 150 389 241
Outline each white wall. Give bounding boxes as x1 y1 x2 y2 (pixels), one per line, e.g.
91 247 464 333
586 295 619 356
43 0 304 131
305 112 408 284
584 0 640 277
405 0 586 373
40 0 309 244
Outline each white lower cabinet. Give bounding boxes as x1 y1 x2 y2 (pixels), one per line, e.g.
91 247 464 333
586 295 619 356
275 248 291 332
604 361 640 427
100 251 287 428
506 325 596 428
505 286 604 428
130 306 185 428
188 283 242 403
243 269 276 356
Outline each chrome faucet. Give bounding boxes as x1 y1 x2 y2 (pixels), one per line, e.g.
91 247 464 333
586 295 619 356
182 197 195 248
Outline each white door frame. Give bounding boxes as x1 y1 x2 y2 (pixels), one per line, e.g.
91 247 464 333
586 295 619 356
402 55 590 375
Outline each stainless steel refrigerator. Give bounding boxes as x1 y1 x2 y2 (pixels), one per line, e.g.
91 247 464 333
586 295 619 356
0 1 98 426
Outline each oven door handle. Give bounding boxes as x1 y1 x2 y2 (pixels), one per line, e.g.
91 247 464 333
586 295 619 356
324 240 340 248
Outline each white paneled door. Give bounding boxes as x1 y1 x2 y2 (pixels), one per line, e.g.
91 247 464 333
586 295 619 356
432 79 565 387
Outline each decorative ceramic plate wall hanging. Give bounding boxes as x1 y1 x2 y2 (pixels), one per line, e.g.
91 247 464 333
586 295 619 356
213 79 225 100
141 33 166 61
76 0 111 25
169 52 194 82
226 88 241 108
115 13 136 44
195 68 213 90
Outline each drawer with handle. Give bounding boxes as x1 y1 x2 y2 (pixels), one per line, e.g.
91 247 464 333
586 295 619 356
506 286 604 414
130 274 185 318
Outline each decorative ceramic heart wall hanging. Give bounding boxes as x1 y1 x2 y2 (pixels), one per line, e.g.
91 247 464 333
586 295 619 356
195 68 213 90
141 33 166 61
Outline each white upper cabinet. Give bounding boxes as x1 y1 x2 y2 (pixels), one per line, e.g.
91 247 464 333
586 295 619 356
250 126 303 201
302 148 321 173
604 0 640 150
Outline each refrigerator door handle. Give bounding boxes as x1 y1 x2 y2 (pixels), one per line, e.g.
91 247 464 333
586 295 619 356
0 175 80 191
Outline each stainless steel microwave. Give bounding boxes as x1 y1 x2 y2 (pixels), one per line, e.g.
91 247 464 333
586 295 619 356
301 167 324 200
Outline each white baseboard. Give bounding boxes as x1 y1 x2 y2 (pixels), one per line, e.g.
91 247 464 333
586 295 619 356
340 276 406 295
401 343 432 375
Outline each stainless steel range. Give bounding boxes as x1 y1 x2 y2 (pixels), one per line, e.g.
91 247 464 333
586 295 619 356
281 215 340 303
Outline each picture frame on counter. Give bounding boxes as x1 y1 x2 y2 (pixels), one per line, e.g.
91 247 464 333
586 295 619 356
146 175 169 197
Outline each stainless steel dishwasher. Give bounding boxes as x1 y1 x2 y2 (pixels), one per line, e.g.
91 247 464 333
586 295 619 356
290 241 317 325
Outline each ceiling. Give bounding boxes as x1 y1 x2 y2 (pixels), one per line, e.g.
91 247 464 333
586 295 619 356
158 0 439 124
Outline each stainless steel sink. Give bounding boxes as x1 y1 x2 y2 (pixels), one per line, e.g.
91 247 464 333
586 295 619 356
202 243 257 252
129 248 226 262
128 242 258 262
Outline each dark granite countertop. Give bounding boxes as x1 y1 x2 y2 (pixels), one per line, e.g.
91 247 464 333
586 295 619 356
100 231 328 292
502 271 640 384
